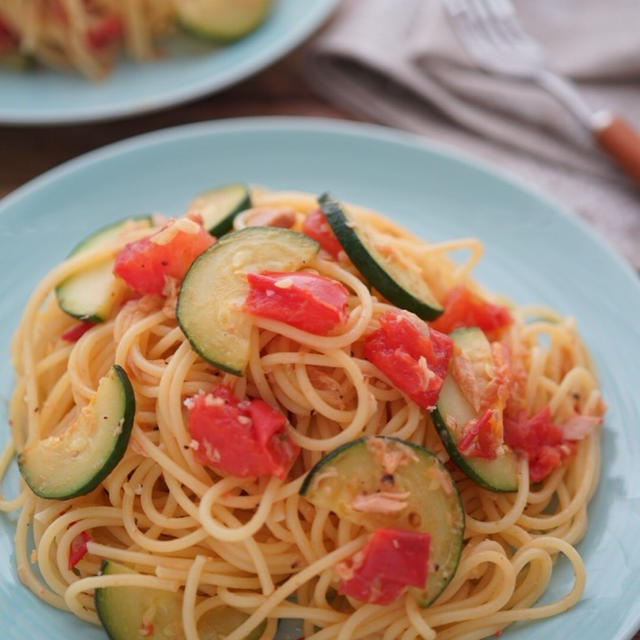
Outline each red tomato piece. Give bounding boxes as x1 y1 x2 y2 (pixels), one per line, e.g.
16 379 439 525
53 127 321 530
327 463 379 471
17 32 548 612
87 15 124 50
68 531 92 569
245 271 349 335
302 208 343 257
430 286 512 336
187 384 299 479
457 408 500 459
61 321 95 342
113 219 214 295
339 529 431 605
503 406 576 482
363 310 453 409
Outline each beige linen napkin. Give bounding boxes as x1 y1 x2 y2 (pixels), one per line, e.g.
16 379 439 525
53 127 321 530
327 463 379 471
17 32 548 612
306 0 640 267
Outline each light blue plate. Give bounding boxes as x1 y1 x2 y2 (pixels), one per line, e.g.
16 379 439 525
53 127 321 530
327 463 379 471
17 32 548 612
1 118 639 640
0 0 337 125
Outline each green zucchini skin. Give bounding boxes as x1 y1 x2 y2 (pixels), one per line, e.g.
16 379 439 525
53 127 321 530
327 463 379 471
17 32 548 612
55 216 152 322
299 436 366 497
0 51 35 70
432 328 519 492
176 0 273 42
66 216 151 256
318 193 443 321
300 435 465 606
176 226 319 376
18 365 135 500
186 182 251 236
431 408 517 492
96 560 266 640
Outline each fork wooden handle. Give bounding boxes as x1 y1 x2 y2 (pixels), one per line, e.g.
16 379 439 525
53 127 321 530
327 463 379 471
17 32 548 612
593 111 640 185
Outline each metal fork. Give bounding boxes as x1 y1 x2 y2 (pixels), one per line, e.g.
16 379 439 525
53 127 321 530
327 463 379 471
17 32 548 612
444 0 640 185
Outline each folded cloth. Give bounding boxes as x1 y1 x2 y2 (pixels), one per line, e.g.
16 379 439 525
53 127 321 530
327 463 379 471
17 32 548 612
306 0 640 267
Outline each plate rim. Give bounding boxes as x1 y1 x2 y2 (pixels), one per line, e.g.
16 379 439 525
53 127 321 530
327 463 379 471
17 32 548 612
0 0 339 126
1 115 638 292
1 115 639 640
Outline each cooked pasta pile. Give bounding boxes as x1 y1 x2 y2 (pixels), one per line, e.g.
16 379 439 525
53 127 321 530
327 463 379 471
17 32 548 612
0 0 273 79
0 0 174 79
1 188 604 640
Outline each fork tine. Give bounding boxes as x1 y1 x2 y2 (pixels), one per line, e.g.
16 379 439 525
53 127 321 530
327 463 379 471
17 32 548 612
473 0 516 48
486 0 513 17
444 0 493 61
467 0 487 20
470 0 532 54
476 0 542 53
445 0 541 67
486 0 529 41
443 0 465 13
466 0 513 53
444 0 594 128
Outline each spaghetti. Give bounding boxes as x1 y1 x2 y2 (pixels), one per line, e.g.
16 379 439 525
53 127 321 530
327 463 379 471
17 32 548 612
0 0 174 79
0 0 272 80
1 188 604 640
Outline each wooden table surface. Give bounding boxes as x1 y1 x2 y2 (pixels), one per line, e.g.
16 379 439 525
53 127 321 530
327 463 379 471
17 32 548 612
1 43 639 640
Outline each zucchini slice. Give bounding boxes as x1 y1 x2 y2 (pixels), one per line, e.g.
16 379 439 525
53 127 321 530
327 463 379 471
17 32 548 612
176 0 273 42
96 560 266 640
18 365 135 500
300 436 464 606
177 227 319 376
56 216 152 322
431 328 519 492
186 182 251 236
318 193 443 321
0 51 35 71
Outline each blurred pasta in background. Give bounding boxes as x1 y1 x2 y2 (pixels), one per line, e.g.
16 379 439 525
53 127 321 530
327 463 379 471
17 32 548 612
0 0 274 79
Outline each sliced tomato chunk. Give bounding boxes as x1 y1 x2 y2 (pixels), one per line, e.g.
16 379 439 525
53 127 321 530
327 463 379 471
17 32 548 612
61 321 95 342
68 530 92 569
338 528 430 605
503 406 576 482
87 15 124 50
187 384 299 480
364 310 453 409
302 208 343 257
430 285 512 336
245 271 349 335
114 219 214 295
